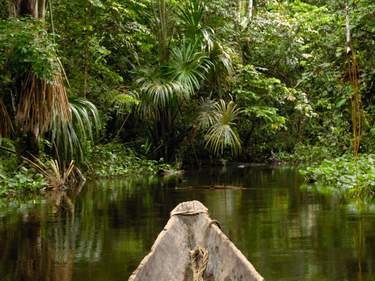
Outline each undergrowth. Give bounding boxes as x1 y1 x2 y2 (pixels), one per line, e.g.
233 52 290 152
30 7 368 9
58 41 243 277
86 143 171 177
300 153 375 201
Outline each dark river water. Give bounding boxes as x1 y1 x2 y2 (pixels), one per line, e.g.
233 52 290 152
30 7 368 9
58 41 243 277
0 166 375 281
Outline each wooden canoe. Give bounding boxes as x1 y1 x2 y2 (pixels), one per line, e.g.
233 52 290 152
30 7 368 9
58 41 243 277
128 201 264 281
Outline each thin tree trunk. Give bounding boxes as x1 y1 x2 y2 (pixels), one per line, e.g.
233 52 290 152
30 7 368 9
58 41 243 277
158 0 168 64
32 0 38 18
38 0 46 19
345 1 362 156
345 3 351 55
247 0 254 20
237 0 242 23
83 0 89 96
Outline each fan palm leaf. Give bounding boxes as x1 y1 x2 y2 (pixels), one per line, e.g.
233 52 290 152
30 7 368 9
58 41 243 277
176 0 215 52
168 41 213 98
197 97 216 130
137 41 212 123
177 0 204 34
201 99 242 156
138 74 183 108
51 97 101 165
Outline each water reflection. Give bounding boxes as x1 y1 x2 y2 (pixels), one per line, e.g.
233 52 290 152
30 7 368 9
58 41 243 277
0 167 374 281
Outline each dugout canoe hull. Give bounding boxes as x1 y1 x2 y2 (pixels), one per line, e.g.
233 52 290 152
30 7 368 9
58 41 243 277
128 201 264 281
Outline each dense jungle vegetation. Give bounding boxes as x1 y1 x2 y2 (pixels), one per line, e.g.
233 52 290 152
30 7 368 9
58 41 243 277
0 0 374 201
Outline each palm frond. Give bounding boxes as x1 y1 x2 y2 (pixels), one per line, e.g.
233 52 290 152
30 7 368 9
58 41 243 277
137 66 182 108
177 0 205 38
16 69 71 138
139 76 182 108
203 99 242 156
137 42 212 124
51 97 101 165
202 27 215 52
196 98 216 130
23 155 75 190
168 41 213 97
177 0 204 25
215 42 234 75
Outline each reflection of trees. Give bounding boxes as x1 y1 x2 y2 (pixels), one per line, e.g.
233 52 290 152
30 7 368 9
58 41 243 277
0 209 72 281
0 176 162 281
1 168 375 281
178 167 375 281
0 184 94 281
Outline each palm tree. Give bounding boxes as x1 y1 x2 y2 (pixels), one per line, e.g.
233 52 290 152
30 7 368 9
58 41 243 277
1 0 71 147
136 40 212 159
198 99 242 156
134 0 242 160
0 0 101 169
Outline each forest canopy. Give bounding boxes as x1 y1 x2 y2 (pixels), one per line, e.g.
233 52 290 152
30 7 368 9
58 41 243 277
0 0 374 199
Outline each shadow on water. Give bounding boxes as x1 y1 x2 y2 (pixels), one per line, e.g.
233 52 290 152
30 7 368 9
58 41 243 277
0 166 375 281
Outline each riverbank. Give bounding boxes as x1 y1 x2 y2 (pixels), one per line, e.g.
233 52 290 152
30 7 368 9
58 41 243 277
276 145 375 202
300 153 375 202
2 142 375 204
0 142 172 198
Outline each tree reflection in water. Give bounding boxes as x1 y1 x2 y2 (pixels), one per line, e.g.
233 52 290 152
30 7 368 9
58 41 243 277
0 168 375 281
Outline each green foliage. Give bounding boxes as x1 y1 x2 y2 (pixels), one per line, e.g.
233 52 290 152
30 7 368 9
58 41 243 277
51 97 101 165
87 143 171 177
0 1 9 20
0 18 59 82
199 99 242 156
300 154 375 201
0 166 46 197
234 64 315 159
112 92 140 115
137 41 212 112
52 0 153 102
1 0 375 179
276 144 339 164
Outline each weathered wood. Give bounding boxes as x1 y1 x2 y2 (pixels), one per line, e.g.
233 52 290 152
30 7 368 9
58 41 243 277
129 201 264 281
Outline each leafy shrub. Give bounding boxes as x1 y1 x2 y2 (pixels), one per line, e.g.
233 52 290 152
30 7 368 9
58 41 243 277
0 141 46 197
87 143 171 177
0 167 46 197
300 154 375 200
276 143 338 163
0 18 59 82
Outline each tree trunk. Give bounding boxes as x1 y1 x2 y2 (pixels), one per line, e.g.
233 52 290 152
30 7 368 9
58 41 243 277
247 0 254 20
38 0 46 18
11 0 46 18
237 0 242 24
158 0 169 64
345 1 362 156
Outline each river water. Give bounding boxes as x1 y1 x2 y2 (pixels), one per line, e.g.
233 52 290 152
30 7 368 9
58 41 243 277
0 166 374 281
